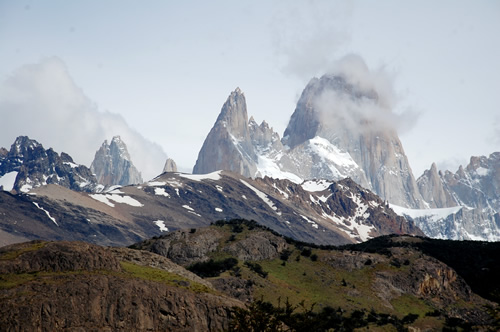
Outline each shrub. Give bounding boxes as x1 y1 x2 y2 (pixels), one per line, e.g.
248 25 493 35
187 257 238 278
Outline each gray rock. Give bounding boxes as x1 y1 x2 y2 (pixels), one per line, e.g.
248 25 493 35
90 136 143 186
163 158 178 173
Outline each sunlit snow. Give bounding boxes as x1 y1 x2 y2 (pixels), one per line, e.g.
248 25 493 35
240 179 281 215
389 204 462 222
0 171 18 191
33 202 58 226
154 188 170 197
90 194 144 207
153 220 168 232
301 179 333 192
178 170 222 181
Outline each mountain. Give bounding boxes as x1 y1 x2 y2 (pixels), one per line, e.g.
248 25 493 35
0 136 102 193
0 170 422 247
405 153 500 241
193 76 424 209
90 136 143 186
283 75 424 209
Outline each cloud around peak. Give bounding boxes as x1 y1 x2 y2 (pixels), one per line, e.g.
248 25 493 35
0 57 166 181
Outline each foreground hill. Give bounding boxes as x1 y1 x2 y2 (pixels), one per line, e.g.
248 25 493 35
1 221 498 331
133 220 499 330
0 170 422 247
0 240 241 331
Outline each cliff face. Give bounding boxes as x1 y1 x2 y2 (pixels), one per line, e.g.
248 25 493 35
0 241 241 332
193 88 258 177
282 75 424 208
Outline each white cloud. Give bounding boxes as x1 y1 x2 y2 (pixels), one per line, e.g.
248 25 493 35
313 54 419 136
0 57 166 181
271 0 353 81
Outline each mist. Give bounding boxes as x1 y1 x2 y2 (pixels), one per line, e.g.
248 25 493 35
313 54 419 136
0 57 167 181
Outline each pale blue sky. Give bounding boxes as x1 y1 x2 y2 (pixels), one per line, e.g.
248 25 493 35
1 0 499 178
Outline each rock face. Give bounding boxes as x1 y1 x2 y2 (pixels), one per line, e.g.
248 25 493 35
412 153 500 241
193 88 259 177
0 136 101 193
282 75 424 208
90 136 143 186
163 158 178 173
0 241 241 332
193 77 424 208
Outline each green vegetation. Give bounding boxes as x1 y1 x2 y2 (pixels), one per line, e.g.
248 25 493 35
0 241 47 261
120 261 213 293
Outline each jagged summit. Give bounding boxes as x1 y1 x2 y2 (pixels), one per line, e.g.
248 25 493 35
0 136 101 193
193 88 258 177
194 77 424 208
90 136 142 186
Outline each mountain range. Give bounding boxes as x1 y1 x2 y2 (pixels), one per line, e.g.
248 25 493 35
0 70 499 245
193 75 500 242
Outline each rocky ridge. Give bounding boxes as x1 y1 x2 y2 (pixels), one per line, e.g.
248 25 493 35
0 170 422 247
90 135 143 186
406 152 500 241
0 136 102 193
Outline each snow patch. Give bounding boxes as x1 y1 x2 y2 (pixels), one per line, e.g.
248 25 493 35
215 207 223 212
255 154 303 183
154 188 170 197
153 220 168 232
301 215 319 229
178 170 222 182
301 179 333 192
63 161 79 168
0 171 18 191
33 202 58 226
147 181 166 187
389 204 462 222
240 179 281 215
476 167 489 177
182 205 195 211
90 194 144 207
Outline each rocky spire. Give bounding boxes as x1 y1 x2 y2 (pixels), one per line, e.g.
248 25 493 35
90 136 143 186
193 88 258 177
417 163 456 208
163 158 177 173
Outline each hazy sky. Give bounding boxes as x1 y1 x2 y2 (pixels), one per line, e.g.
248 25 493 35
1 0 499 179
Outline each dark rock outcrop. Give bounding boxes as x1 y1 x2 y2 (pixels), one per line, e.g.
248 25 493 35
0 136 101 193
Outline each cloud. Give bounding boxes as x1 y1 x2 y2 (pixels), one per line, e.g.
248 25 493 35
271 0 353 81
313 54 419 136
0 57 166 181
